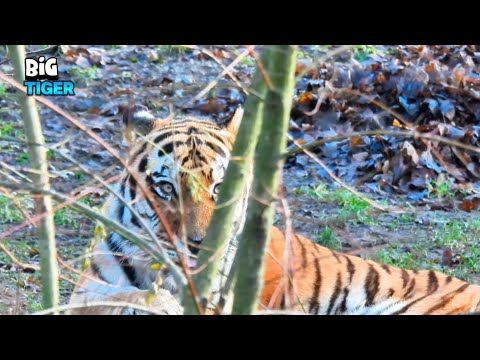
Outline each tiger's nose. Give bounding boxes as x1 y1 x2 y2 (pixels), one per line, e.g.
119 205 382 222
187 236 203 255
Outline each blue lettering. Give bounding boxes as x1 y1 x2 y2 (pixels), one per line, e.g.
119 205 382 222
53 82 62 95
24 81 36 95
62 81 75 95
41 82 52 95
23 81 76 96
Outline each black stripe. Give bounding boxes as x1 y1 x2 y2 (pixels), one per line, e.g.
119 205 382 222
131 142 148 162
337 288 349 314
130 212 142 228
330 249 341 264
327 272 342 314
446 276 453 284
152 122 226 146
204 141 227 158
91 260 109 283
392 294 430 315
146 174 154 186
365 264 380 307
308 258 322 314
204 129 230 147
425 283 470 314
195 150 208 164
106 233 121 253
381 264 391 274
345 256 355 284
404 278 416 298
387 288 395 298
205 128 226 141
119 176 127 200
149 214 160 227
154 131 172 144
298 238 307 268
128 175 137 200
106 234 139 288
157 121 219 132
120 261 139 288
158 142 174 156
138 156 149 172
118 205 125 222
427 270 439 294
181 156 191 166
148 214 158 221
150 166 171 183
401 269 410 288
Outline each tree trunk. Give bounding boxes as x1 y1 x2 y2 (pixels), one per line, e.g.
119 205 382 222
232 45 297 314
182 49 271 314
8 45 60 313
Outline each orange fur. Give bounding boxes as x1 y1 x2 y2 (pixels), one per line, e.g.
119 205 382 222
259 227 480 314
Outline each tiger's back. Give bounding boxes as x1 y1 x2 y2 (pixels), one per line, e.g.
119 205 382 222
261 227 480 314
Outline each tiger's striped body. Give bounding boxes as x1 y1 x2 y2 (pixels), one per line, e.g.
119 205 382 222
69 109 480 315
261 228 480 314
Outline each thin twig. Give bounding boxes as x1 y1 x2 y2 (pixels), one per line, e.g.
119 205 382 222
182 45 248 95
285 129 480 157
182 45 255 107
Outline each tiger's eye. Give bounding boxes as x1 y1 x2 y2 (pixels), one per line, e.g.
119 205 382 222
213 183 221 195
160 182 174 194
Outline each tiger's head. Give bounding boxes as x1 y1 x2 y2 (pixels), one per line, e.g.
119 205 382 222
117 106 246 267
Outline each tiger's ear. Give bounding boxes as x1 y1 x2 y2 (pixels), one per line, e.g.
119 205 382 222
123 105 171 145
225 106 243 136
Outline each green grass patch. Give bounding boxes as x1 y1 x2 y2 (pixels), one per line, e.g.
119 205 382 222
374 218 480 282
315 226 342 251
54 206 80 228
74 170 86 181
156 45 191 55
0 122 24 139
0 84 9 98
426 174 457 199
67 65 98 85
294 184 375 224
15 151 29 165
0 195 27 223
239 56 255 66
353 45 378 61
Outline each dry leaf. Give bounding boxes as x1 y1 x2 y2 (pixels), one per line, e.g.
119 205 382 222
298 92 314 104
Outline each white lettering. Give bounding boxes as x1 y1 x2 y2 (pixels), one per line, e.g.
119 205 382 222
25 59 38 77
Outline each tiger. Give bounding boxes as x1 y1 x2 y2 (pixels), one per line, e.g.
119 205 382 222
68 106 247 314
68 106 480 315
